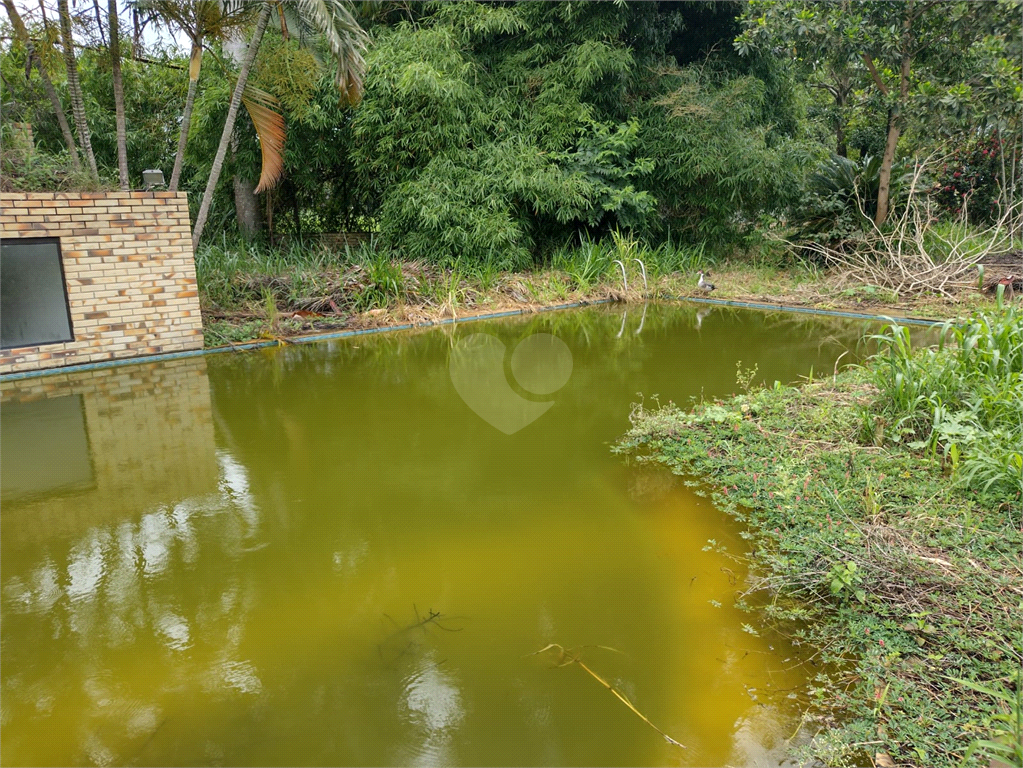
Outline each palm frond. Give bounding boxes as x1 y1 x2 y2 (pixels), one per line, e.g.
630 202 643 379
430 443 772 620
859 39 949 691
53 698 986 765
135 0 254 46
280 4 323 67
241 83 286 193
284 0 369 104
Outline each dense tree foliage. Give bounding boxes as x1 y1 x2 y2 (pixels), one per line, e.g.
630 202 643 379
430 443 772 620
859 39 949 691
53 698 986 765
737 0 1022 224
345 1 815 263
2 0 1020 259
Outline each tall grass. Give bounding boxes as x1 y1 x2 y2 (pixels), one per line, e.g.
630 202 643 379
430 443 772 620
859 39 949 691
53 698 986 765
196 232 717 322
921 218 1022 264
195 240 351 307
644 239 708 278
353 252 408 310
551 233 712 290
194 238 392 310
865 291 1023 501
552 239 613 291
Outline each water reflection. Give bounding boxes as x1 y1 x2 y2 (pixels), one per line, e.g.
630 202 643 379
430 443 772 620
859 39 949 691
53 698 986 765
1 304 911 766
399 655 464 766
695 307 712 330
0 357 278 765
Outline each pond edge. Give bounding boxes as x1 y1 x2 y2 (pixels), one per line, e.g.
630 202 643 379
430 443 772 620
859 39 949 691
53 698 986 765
0 297 942 382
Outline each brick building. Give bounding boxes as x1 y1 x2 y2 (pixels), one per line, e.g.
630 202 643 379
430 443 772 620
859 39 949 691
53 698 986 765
0 191 204 374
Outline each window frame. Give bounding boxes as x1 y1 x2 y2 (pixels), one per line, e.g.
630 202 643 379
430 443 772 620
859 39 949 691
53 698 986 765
0 236 76 349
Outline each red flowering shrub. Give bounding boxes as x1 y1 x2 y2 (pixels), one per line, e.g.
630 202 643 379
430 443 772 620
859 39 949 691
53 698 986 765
931 133 1009 223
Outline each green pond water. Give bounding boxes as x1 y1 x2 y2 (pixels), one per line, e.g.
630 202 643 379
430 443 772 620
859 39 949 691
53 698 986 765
1 303 887 767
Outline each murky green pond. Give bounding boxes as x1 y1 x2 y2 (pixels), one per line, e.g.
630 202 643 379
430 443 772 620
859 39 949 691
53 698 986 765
2 303 884 767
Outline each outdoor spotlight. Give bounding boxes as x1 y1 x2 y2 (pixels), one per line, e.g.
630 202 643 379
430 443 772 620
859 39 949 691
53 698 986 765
142 169 166 190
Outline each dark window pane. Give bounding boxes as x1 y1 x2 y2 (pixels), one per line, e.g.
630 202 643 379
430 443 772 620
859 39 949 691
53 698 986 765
1 238 74 348
1 394 93 502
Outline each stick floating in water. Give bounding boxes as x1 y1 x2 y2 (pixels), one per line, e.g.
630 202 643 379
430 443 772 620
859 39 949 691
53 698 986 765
529 643 686 749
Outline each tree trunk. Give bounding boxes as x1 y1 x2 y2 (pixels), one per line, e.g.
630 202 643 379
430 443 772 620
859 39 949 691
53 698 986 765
873 55 912 225
132 7 141 51
835 76 849 158
58 0 99 178
233 172 263 238
265 186 275 242
835 113 847 158
109 0 130 190
3 0 82 170
92 0 106 46
191 4 272 249
836 126 847 158
224 31 261 238
874 1 914 227
875 109 900 226
290 184 302 242
169 42 202 191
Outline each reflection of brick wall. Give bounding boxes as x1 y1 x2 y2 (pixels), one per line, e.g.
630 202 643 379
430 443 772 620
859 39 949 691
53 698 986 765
0 191 203 374
0 356 218 546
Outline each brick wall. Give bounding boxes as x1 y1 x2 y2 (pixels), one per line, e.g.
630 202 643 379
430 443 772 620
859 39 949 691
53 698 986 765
0 191 203 374
0 355 218 548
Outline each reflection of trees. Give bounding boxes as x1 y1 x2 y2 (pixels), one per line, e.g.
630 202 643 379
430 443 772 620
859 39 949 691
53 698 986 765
5 459 281 762
1 362 272 765
198 302 888 619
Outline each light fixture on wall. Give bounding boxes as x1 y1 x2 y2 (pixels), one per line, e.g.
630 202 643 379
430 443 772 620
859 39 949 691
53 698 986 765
142 169 166 190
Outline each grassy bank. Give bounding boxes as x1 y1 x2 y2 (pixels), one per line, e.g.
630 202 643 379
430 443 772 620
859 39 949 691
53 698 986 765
614 303 1022 767
196 233 1006 347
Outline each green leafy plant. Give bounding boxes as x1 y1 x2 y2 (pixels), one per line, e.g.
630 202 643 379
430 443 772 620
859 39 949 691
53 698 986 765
735 361 760 393
868 301 1023 501
932 132 1012 223
828 560 866 603
552 239 613 291
354 253 407 311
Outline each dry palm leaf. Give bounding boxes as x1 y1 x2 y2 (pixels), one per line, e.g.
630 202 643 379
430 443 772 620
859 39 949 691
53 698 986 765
241 84 286 193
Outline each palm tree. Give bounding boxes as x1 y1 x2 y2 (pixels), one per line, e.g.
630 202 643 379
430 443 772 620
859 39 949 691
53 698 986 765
190 0 368 249
145 0 254 191
108 0 129 189
2 0 82 170
57 0 99 178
